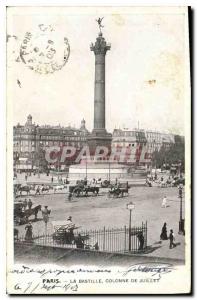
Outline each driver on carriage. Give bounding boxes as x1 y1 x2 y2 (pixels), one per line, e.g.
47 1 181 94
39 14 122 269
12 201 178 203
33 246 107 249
65 216 75 231
35 185 41 195
65 216 75 242
115 181 120 189
90 178 96 187
111 182 119 192
66 216 73 225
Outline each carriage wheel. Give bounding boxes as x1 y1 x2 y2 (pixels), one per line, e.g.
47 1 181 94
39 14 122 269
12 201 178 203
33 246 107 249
73 188 82 197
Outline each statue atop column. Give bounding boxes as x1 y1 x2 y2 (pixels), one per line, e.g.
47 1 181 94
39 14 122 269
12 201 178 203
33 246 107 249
96 17 104 33
91 17 111 55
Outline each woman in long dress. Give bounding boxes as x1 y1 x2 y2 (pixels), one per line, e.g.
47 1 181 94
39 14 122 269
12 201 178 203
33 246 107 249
25 222 33 241
160 222 168 240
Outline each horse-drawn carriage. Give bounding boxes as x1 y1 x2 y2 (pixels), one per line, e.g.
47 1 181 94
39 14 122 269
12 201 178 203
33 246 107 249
108 183 130 198
69 182 99 197
14 184 36 196
14 201 41 225
52 221 89 247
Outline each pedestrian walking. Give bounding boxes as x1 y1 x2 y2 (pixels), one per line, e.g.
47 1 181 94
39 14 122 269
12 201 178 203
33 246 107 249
51 176 54 183
23 199 28 210
137 232 144 251
160 222 168 240
27 199 33 210
35 185 40 195
25 222 33 241
68 192 72 202
162 196 167 208
169 229 175 249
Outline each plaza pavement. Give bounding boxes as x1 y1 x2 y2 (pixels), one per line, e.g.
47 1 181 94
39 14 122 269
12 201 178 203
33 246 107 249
15 182 186 262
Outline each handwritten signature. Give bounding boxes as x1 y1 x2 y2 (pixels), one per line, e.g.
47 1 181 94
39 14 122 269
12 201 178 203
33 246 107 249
119 262 175 279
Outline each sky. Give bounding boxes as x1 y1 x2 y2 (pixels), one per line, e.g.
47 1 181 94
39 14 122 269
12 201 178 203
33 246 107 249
7 6 189 135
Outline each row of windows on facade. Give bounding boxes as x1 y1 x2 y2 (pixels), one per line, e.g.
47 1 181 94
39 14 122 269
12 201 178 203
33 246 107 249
13 127 87 136
112 142 146 147
13 141 84 149
112 130 174 144
113 142 170 149
14 135 86 142
113 131 146 138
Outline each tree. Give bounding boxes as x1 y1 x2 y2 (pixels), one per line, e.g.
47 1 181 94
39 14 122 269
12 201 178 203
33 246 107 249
152 135 185 170
152 146 166 169
32 148 48 172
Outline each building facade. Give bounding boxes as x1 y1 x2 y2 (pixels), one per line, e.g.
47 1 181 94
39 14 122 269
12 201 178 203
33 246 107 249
145 130 175 154
112 128 178 167
111 128 149 166
13 115 89 170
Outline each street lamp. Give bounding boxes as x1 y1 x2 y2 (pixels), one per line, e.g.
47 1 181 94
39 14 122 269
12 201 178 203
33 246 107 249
42 206 51 243
178 184 184 235
85 157 87 180
127 202 135 251
109 161 111 183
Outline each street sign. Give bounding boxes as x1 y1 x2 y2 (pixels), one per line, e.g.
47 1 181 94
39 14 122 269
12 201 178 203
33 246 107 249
127 202 135 210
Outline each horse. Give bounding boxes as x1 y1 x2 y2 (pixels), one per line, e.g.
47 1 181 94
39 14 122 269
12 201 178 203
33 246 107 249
33 205 42 220
108 186 129 198
23 205 42 221
19 185 31 195
119 187 129 197
41 185 51 193
35 185 41 195
159 181 168 188
84 186 99 196
70 185 83 197
53 185 66 193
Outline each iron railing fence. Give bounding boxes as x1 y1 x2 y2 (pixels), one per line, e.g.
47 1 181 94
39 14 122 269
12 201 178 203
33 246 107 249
15 222 147 254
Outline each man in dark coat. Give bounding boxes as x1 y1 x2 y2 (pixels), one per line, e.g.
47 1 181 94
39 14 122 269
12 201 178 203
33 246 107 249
23 199 28 210
169 229 175 249
137 232 144 251
27 199 33 210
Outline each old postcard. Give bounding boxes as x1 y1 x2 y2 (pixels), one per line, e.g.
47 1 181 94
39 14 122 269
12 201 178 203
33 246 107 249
6 6 191 294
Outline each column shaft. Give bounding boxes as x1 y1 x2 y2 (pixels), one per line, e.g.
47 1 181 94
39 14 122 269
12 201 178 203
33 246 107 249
94 54 105 129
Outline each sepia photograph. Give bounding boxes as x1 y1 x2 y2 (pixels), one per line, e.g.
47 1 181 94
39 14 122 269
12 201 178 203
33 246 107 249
6 5 191 294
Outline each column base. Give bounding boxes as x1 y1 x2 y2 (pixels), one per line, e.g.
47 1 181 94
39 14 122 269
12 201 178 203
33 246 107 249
87 129 112 154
